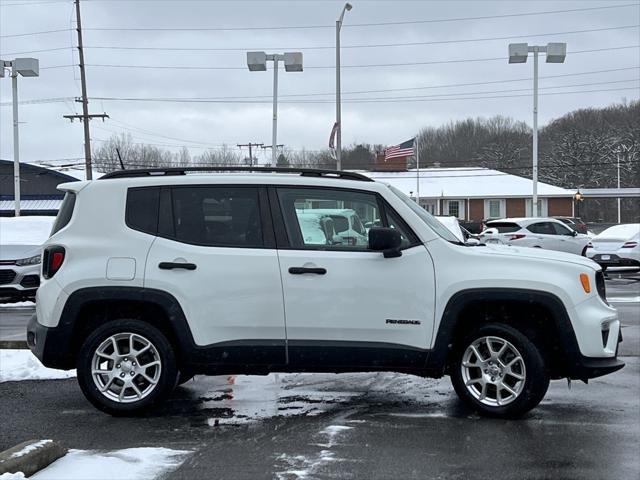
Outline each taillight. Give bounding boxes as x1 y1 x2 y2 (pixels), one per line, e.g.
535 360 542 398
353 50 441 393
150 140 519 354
622 241 638 248
507 234 526 240
42 246 66 279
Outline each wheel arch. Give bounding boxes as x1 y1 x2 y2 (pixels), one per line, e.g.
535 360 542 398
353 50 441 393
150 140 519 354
60 287 196 369
427 288 581 379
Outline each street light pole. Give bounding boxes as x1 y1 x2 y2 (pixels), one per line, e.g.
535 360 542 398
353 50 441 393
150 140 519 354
272 55 279 167
1 57 39 217
335 3 352 170
247 51 302 167
532 46 539 218
11 71 20 216
509 42 566 218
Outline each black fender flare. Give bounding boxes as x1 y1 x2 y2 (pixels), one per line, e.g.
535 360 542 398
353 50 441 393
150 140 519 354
426 288 582 376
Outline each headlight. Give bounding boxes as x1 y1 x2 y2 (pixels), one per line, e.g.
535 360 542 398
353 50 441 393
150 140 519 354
15 254 41 266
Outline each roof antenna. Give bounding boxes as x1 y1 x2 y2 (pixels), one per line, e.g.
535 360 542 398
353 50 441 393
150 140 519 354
116 148 125 170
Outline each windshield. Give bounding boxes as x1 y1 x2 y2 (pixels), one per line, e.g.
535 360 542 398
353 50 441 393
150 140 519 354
387 185 462 244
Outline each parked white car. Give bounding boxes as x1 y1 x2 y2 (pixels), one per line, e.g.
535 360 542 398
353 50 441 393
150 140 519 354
480 217 591 256
587 223 640 270
0 216 55 302
28 167 622 419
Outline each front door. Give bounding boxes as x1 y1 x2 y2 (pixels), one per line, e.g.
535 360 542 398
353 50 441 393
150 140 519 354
272 187 436 370
144 185 286 366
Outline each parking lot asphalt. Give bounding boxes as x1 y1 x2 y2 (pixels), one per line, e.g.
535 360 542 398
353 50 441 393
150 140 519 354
0 275 638 479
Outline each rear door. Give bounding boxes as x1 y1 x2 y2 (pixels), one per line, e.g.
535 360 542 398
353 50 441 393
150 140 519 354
272 186 436 370
144 185 286 366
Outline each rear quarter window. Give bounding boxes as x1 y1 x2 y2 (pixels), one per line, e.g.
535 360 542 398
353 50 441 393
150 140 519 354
126 187 160 235
50 192 76 236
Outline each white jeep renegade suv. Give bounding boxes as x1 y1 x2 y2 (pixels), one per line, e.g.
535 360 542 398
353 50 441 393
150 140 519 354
27 167 623 418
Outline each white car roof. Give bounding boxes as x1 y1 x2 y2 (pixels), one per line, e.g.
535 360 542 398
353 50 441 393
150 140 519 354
488 217 566 226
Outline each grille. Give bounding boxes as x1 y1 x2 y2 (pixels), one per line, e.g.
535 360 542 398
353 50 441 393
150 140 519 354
20 275 40 289
0 270 16 285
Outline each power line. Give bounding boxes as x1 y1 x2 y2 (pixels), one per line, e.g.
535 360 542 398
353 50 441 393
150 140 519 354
5 24 627 55
79 45 639 71
0 28 72 38
82 3 639 32
88 86 639 105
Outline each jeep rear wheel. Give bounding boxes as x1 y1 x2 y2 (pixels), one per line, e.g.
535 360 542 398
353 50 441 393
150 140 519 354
450 323 549 419
77 319 178 416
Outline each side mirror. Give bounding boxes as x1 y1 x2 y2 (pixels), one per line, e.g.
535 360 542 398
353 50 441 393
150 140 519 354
571 230 578 237
369 227 403 258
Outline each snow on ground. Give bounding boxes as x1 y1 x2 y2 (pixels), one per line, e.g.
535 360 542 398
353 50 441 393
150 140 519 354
275 424 354 479
0 350 76 382
30 448 190 480
10 440 53 459
0 217 55 246
0 301 35 308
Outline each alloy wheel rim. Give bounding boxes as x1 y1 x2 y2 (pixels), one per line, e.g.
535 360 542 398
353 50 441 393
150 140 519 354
461 335 526 407
91 332 162 403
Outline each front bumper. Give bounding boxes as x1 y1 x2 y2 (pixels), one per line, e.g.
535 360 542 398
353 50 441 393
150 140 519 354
0 265 41 301
27 313 75 370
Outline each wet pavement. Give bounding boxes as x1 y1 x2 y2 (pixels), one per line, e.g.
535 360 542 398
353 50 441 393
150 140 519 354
0 275 638 479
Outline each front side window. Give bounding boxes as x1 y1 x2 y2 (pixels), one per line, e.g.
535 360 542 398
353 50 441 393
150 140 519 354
277 187 416 250
163 186 264 247
552 222 574 235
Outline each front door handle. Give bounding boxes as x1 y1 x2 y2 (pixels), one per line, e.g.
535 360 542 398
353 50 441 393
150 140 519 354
159 262 197 270
288 267 327 275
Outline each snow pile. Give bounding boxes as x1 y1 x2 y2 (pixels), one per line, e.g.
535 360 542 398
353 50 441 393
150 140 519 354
0 473 27 479
0 217 55 246
0 350 76 382
31 448 190 480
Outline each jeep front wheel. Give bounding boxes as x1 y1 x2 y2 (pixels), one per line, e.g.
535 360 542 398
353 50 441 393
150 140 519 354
77 319 178 416
450 323 550 419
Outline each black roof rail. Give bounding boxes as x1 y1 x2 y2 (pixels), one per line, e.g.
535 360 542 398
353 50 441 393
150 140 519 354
100 166 373 182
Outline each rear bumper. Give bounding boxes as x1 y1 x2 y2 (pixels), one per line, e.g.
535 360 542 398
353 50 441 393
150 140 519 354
588 253 640 268
27 313 75 370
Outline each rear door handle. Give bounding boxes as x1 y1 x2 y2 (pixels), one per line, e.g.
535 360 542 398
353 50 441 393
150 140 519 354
159 262 197 270
288 267 327 275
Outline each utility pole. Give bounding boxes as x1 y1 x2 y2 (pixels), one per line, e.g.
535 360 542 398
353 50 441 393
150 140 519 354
64 0 108 180
237 143 264 167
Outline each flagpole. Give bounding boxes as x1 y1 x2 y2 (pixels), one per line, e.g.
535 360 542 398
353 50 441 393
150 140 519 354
415 136 420 206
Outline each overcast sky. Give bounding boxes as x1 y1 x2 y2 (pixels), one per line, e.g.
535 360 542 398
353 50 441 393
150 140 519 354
0 0 638 166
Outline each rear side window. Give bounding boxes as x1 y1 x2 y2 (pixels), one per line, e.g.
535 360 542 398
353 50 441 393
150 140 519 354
486 222 521 233
527 222 556 235
126 187 160 235
50 192 76 236
163 186 264 247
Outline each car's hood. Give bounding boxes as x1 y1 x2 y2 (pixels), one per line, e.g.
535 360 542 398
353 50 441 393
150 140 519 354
476 243 600 270
0 244 41 261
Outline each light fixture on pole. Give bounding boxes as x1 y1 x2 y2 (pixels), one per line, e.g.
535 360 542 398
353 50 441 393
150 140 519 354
336 2 352 170
1 57 39 217
574 189 584 218
508 42 566 217
247 51 303 166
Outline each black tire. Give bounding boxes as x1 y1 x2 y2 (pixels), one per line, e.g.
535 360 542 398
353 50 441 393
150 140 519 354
77 319 178 416
450 323 550 419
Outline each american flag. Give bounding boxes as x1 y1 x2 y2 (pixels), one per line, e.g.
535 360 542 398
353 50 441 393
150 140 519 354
384 138 415 161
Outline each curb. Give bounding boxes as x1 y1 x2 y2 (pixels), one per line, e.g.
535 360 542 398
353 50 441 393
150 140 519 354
0 439 67 477
0 340 28 350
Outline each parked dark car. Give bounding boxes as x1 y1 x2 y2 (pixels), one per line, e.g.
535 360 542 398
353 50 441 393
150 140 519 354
554 217 588 234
